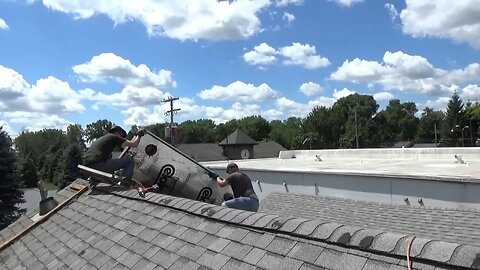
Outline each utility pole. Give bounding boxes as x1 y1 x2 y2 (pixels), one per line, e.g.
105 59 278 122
355 106 359 149
162 96 180 145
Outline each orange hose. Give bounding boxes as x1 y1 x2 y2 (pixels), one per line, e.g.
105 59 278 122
407 235 416 270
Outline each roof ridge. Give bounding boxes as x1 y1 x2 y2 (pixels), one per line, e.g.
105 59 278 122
268 191 480 213
91 182 480 269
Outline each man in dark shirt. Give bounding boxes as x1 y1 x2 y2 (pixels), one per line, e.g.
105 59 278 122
217 163 259 212
84 125 144 186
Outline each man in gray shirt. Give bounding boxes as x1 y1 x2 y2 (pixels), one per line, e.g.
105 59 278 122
217 163 259 212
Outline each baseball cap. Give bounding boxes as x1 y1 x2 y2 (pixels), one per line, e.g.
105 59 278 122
109 125 127 138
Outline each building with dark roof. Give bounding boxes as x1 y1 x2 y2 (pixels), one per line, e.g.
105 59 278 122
1 179 479 270
177 129 286 162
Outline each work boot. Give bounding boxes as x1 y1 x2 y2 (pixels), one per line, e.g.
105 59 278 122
118 177 132 188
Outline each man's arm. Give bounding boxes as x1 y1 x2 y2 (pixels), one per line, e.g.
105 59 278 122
121 128 145 148
217 176 229 187
122 135 141 148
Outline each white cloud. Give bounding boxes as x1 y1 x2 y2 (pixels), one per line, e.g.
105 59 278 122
420 97 451 112
4 112 72 132
275 0 304 7
299 82 323 97
81 85 169 107
373 91 395 101
0 18 9 30
282 12 295 23
280 43 330 69
73 53 176 89
243 43 278 66
460 84 480 101
244 42 330 69
204 102 263 123
384 3 398 22
41 0 271 41
399 0 480 49
0 65 85 114
0 119 16 137
331 51 480 94
329 0 364 7
198 81 279 102
122 106 166 127
275 96 335 117
333 88 356 99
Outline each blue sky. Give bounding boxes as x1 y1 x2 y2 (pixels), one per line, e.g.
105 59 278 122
1 0 480 135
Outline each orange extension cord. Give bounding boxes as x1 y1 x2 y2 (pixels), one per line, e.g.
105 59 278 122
406 235 416 270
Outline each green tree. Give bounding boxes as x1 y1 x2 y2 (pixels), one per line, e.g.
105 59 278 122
303 106 336 149
66 124 86 149
17 154 39 188
416 107 444 142
466 103 480 145
237 115 271 141
14 128 66 165
215 120 239 142
178 119 217 143
85 119 112 142
269 117 303 149
442 91 467 145
0 127 26 230
331 94 379 148
144 123 167 139
57 144 83 190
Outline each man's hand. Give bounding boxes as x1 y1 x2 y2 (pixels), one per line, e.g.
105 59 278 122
207 171 219 179
136 128 146 137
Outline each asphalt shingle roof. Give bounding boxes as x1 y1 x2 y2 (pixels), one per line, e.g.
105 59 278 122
259 192 480 247
1 179 479 270
219 129 258 146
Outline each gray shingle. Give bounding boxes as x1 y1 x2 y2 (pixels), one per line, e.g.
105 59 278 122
131 258 156 270
129 239 153 255
448 244 480 268
243 247 267 265
178 228 208 244
256 251 303 270
287 242 324 264
222 258 257 270
419 241 459 263
361 259 392 270
196 249 230 270
168 256 201 270
150 248 180 269
117 250 142 268
265 236 297 256
177 242 207 261
221 240 253 260
242 231 275 249
315 248 368 270
165 238 187 253
207 237 231 252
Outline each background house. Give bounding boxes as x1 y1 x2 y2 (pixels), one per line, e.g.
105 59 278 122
177 129 286 162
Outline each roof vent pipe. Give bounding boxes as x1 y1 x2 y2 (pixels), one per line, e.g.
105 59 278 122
38 181 58 216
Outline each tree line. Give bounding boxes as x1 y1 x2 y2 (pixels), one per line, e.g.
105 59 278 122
1 91 479 229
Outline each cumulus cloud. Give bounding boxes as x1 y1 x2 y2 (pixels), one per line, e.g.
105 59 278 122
280 43 331 69
275 0 304 7
4 112 72 132
244 42 330 69
41 0 271 41
461 84 480 101
73 53 176 89
329 0 364 7
399 0 480 49
243 43 278 66
0 119 16 137
276 96 336 117
81 85 169 108
331 51 480 94
299 82 323 97
333 88 356 99
373 91 395 101
198 81 279 102
0 18 9 30
282 12 295 23
0 65 85 114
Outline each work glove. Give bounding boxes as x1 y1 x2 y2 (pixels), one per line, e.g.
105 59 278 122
136 128 146 137
207 171 219 179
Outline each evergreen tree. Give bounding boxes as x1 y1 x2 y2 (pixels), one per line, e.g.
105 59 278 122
0 127 26 230
57 144 83 190
442 91 467 145
17 154 39 188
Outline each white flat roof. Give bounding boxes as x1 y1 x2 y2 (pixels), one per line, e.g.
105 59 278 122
203 148 480 182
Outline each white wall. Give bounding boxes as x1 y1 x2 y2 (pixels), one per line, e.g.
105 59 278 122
209 168 480 210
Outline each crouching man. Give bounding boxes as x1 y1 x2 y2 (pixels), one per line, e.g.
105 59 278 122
216 163 259 212
84 125 144 186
